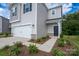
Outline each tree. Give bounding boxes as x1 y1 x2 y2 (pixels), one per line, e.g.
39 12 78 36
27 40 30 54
62 12 79 35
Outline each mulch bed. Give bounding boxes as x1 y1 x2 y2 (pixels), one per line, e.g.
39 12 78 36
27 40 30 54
19 46 52 56
29 37 51 44
53 40 75 55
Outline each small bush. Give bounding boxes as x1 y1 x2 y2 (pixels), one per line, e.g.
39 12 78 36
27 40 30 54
52 48 65 56
28 44 38 54
0 32 11 37
60 33 63 38
0 33 3 35
9 45 21 56
3 32 9 37
42 37 46 39
10 47 21 56
9 42 22 56
58 38 65 47
46 35 50 39
65 39 71 45
14 42 23 47
36 38 42 42
3 45 10 50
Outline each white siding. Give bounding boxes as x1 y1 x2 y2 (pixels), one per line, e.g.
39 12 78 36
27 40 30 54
11 4 37 35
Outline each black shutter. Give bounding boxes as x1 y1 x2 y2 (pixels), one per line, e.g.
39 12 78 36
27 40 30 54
30 3 32 11
23 4 25 13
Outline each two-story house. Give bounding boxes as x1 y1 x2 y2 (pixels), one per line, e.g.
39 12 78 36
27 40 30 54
9 3 62 40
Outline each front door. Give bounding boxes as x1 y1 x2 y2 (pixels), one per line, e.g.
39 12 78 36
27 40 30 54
54 26 58 36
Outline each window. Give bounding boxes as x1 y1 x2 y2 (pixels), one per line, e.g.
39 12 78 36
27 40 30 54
23 3 32 13
52 10 55 15
12 7 17 16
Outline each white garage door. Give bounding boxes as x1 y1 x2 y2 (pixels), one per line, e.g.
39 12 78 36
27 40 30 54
12 25 32 39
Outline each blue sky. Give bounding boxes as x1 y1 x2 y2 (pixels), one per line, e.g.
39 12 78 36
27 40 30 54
0 3 79 19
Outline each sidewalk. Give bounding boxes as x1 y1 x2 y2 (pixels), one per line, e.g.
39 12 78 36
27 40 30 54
38 37 58 52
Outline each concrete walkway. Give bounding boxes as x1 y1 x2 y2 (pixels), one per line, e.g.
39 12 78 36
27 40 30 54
38 37 58 52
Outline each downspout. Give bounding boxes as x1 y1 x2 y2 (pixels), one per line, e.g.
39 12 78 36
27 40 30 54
19 4 21 23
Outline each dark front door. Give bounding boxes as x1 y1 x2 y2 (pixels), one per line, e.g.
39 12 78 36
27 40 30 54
54 26 58 36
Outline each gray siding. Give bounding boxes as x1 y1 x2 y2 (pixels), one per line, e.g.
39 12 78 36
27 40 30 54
0 16 10 33
2 17 10 33
37 3 48 38
0 17 2 33
48 6 62 19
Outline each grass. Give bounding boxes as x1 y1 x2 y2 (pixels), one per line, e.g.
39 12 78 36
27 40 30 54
0 42 22 56
0 32 11 38
0 49 10 56
63 35 79 48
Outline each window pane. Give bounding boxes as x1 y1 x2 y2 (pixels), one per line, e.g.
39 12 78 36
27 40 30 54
52 10 55 15
23 3 32 13
12 7 17 16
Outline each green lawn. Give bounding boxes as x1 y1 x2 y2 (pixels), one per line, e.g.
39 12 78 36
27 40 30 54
64 35 79 48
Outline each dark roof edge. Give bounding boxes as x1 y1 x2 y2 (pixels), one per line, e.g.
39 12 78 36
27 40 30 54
46 17 62 21
49 5 62 10
0 16 9 20
42 3 48 11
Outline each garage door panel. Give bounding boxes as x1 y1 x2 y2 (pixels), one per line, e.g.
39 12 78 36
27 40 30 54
12 25 32 38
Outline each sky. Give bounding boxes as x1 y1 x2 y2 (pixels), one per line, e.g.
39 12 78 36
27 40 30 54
0 3 79 19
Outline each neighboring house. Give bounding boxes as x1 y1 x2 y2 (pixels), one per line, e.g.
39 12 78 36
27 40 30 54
0 16 10 33
9 3 62 40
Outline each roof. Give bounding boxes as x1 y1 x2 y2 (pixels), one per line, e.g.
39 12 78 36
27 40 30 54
46 17 62 21
0 16 9 20
49 5 62 10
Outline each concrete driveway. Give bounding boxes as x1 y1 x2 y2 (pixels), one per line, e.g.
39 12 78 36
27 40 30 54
0 37 30 49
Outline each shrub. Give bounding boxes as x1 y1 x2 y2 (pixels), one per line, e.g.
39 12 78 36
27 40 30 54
28 44 38 54
10 47 21 56
0 32 11 37
42 37 46 39
9 45 21 56
60 33 63 38
0 33 3 35
3 32 9 37
58 38 65 47
65 39 71 45
52 48 65 56
36 38 42 42
14 42 23 47
2 45 10 50
46 35 50 39
9 42 22 56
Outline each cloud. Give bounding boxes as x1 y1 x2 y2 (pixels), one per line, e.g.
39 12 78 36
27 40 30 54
62 3 72 14
46 3 72 14
0 3 10 19
46 3 62 9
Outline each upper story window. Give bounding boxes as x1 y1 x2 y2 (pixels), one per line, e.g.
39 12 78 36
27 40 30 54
11 7 17 16
23 3 32 13
52 10 55 15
